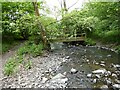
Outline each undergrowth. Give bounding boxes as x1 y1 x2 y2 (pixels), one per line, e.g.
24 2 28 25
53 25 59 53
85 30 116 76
4 41 43 76
84 38 96 46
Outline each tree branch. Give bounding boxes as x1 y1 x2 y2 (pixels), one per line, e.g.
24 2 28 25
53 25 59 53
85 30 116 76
68 0 79 10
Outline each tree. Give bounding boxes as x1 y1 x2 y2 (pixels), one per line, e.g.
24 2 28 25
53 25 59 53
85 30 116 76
32 1 48 47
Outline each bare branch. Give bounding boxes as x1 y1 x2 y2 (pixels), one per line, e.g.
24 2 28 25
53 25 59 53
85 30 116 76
57 0 63 9
68 0 79 10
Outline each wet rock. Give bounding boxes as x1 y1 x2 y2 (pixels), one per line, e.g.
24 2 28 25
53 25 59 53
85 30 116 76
66 56 70 59
95 74 101 78
100 64 105 67
107 54 112 57
111 49 114 52
87 74 92 78
113 84 120 89
93 79 97 83
41 77 48 83
48 68 52 72
45 70 49 73
70 68 78 74
62 59 67 62
105 71 111 77
86 59 89 62
95 62 99 65
52 73 65 80
92 68 107 74
105 78 112 85
115 79 120 84
112 73 117 78
51 77 68 83
71 52 74 55
63 72 67 76
100 85 108 89
114 64 120 68
100 61 105 64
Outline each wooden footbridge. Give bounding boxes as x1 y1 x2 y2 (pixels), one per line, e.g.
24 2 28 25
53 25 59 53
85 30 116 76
48 33 86 42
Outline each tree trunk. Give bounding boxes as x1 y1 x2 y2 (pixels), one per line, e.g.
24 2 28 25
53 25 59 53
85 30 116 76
32 1 48 48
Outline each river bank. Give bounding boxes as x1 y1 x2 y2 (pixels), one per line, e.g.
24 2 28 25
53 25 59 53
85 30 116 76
2 43 120 89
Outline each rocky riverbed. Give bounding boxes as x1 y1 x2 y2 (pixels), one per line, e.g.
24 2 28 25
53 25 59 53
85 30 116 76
2 43 120 89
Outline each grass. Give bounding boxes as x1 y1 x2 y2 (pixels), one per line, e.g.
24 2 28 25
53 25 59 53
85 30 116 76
17 41 43 57
4 41 44 76
84 38 96 46
1 40 21 54
4 57 18 76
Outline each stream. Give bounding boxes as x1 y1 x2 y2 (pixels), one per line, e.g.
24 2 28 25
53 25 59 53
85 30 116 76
49 42 120 89
2 42 120 89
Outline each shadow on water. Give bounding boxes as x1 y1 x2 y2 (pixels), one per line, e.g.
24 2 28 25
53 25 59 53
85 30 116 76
50 42 120 88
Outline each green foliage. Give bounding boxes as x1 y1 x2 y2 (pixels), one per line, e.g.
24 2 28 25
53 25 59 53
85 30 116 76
103 30 119 43
84 38 96 46
1 39 21 54
115 45 120 54
4 57 17 76
60 10 97 38
25 60 32 69
17 41 43 57
80 2 120 44
2 2 34 38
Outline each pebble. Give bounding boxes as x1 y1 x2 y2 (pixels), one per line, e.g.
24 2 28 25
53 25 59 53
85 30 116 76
114 64 120 68
95 74 101 78
100 85 108 89
66 56 70 59
52 73 65 80
107 54 112 57
112 73 117 78
100 64 105 67
62 59 67 62
113 84 120 88
92 68 106 74
100 61 105 64
70 68 78 74
93 79 97 83
87 74 92 78
48 68 52 72
41 77 48 83
105 71 111 76
106 78 112 85
95 62 99 65
115 79 120 84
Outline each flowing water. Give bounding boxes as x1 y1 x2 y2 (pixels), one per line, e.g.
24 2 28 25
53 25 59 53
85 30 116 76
51 43 120 88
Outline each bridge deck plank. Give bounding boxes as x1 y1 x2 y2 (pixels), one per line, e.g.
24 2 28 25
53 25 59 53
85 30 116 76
49 37 85 42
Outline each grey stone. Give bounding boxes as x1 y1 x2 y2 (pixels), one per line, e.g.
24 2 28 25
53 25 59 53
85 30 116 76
70 68 78 74
66 56 70 59
113 84 120 88
41 77 48 83
100 61 105 64
92 68 107 74
107 54 112 57
114 64 120 68
105 78 112 85
112 73 117 78
93 79 97 83
95 74 101 78
87 74 92 78
100 64 105 67
115 79 120 84
100 85 108 89
52 73 65 80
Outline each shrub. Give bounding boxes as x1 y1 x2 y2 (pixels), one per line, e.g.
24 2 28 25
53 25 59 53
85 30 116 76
17 41 43 57
84 38 96 46
103 30 119 43
4 57 17 76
